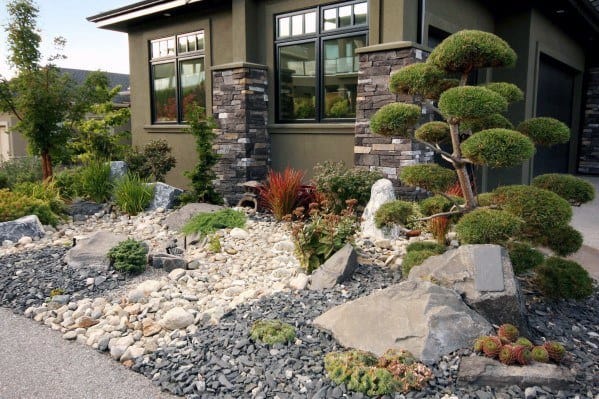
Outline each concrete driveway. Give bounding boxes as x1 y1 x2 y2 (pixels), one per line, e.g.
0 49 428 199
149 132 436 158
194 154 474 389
570 176 599 281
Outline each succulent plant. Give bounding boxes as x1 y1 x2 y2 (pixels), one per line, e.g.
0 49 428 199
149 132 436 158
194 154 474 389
473 336 487 352
531 346 550 363
377 348 416 367
482 336 502 358
544 341 566 362
497 323 519 343
249 319 296 345
513 345 533 365
499 345 516 365
515 337 533 350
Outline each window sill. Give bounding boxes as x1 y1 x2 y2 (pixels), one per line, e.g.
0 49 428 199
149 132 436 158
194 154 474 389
268 123 355 134
144 124 190 133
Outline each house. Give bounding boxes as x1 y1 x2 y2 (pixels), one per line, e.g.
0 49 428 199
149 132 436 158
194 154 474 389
88 0 599 203
0 69 130 162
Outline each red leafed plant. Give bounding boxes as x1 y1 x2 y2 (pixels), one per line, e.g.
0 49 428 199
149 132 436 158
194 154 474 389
259 167 305 220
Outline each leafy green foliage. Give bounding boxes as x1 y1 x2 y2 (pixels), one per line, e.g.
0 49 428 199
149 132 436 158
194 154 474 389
182 209 246 236
517 117 570 147
532 174 595 206
461 113 513 133
402 250 438 275
113 173 154 215
250 319 296 345
389 63 445 98
0 188 60 225
207 234 221 253
400 164 456 193
370 103 421 137
258 167 305 221
0 156 42 189
125 139 176 182
107 239 148 274
6 0 41 71
52 167 83 200
405 241 447 254
78 160 113 203
183 106 222 204
535 257 594 300
313 161 382 212
541 225 583 257
507 242 545 275
12 180 65 216
455 208 523 244
461 129 535 168
482 82 524 104
438 86 508 122
419 195 463 217
427 30 517 73
414 121 450 143
374 200 414 228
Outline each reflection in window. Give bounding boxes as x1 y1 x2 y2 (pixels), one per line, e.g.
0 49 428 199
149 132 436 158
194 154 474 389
179 58 206 121
278 43 316 120
152 63 177 122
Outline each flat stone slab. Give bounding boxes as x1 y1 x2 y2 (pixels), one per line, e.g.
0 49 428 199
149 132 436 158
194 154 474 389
64 231 128 271
458 356 575 389
473 245 504 291
164 203 224 232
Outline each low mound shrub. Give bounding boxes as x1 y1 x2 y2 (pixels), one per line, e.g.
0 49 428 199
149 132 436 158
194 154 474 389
400 164 456 193
182 209 246 236
535 257 594 300
455 208 523 244
12 181 66 217
532 174 595 205
107 239 148 274
250 319 296 345
419 195 464 216
113 173 154 215
375 200 414 228
541 225 583 257
507 242 544 275
0 188 60 226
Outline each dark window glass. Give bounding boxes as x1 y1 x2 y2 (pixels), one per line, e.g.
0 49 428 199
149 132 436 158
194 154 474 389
338 5 352 28
278 42 317 120
179 58 206 121
152 63 177 122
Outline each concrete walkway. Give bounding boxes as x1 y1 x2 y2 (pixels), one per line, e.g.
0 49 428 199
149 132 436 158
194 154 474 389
0 308 175 399
570 176 599 281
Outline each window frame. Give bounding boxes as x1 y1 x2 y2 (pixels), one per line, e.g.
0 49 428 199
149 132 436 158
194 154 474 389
149 30 206 125
274 1 368 123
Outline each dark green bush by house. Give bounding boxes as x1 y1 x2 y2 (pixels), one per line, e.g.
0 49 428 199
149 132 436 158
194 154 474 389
535 257 594 300
532 174 595 206
375 200 414 228
455 208 523 245
508 242 544 275
126 139 176 182
107 239 148 274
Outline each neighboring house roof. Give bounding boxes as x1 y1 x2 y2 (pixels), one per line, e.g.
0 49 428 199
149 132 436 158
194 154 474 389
59 68 130 105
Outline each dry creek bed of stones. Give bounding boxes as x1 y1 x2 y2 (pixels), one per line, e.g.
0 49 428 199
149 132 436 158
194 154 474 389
0 207 597 399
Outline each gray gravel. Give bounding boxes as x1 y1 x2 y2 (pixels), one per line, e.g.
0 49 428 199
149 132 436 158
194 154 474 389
0 307 176 399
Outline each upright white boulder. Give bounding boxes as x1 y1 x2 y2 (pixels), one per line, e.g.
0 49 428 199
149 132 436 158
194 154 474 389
360 178 396 240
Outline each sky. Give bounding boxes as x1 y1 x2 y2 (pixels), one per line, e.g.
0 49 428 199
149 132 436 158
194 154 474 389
0 0 134 79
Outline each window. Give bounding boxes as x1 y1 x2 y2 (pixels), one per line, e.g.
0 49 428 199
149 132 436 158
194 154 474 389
276 1 368 122
150 31 206 123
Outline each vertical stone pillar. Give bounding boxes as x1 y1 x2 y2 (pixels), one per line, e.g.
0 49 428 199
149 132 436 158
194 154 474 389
354 42 434 196
211 62 269 204
579 67 599 174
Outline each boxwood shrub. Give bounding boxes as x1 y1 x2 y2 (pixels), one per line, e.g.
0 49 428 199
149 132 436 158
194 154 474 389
532 174 595 206
507 242 544 275
400 164 456 193
541 225 583 257
455 208 523 244
535 257 594 300
374 200 414 228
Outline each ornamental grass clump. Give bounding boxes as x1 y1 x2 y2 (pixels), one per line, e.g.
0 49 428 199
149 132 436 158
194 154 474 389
249 319 296 345
113 173 154 215
107 239 148 274
258 167 305 221
79 160 113 203
182 209 246 236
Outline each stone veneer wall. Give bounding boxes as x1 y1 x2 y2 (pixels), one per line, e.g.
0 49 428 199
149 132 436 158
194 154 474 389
354 44 434 197
579 67 599 174
212 64 269 204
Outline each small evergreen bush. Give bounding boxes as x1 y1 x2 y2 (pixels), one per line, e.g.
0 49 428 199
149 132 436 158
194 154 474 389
414 121 450 144
483 82 524 103
402 250 438 276
375 200 414 228
0 188 59 225
438 86 507 122
508 242 544 275
79 160 113 203
12 181 66 217
107 239 148 274
455 208 523 244
535 257 594 300
399 164 456 193
369 103 421 137
461 113 513 133
541 225 583 257
258 167 305 221
182 209 246 236
113 173 154 215
532 174 595 205
250 319 296 345
517 117 570 146
461 129 535 168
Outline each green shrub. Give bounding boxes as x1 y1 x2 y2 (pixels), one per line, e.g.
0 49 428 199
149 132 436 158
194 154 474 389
402 250 438 276
400 164 456 193
482 82 524 104
428 30 517 72
532 174 595 205
455 208 523 244
438 86 507 122
313 161 382 212
107 239 148 274
415 121 450 144
182 209 246 236
0 173 8 189
125 139 176 182
53 168 83 200
258 167 305 220
375 200 414 228
389 63 445 98
327 98 351 118
0 156 42 189
79 160 113 203
535 257 594 300
370 103 421 137
250 319 296 345
461 129 535 168
476 192 496 206
508 242 544 275
419 195 463 216
517 117 570 146
12 181 66 216
113 173 154 215
541 225 583 257
493 185 572 239
406 241 446 254
0 189 59 226
461 113 513 134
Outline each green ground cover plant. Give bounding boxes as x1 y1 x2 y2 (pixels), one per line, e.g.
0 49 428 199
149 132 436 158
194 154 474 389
182 209 246 236
249 319 296 345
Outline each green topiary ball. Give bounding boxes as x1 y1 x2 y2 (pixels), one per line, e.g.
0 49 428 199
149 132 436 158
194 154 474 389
406 241 446 254
532 174 595 205
461 129 535 168
493 185 572 239
482 82 524 104
455 208 523 244
508 242 545 275
439 86 508 122
428 30 517 73
517 117 570 146
460 113 514 134
541 225 583 257
370 103 421 137
400 164 456 192
250 319 296 345
389 63 445 98
402 249 438 276
476 192 496 207
535 257 594 300
415 121 450 143
419 195 464 216
107 239 148 274
375 200 414 228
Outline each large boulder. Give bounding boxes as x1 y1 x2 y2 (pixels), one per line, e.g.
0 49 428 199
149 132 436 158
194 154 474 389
308 243 358 290
313 280 492 364
408 244 529 335
146 182 184 211
64 231 128 271
360 179 398 240
109 161 128 181
149 253 188 271
0 215 45 242
164 203 224 232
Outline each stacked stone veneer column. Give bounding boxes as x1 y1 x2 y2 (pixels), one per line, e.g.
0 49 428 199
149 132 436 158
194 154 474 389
212 64 269 204
354 44 434 196
579 67 599 174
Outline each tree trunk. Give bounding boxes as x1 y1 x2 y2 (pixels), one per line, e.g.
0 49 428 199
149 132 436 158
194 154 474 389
41 150 53 181
448 122 477 209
